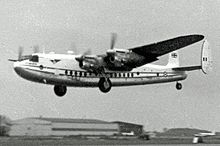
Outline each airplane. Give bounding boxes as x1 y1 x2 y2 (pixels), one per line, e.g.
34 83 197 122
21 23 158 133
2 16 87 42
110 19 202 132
9 34 212 97
194 131 216 137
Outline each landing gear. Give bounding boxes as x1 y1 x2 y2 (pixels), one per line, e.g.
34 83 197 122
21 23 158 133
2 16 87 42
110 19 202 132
98 77 112 93
54 85 67 97
176 82 182 90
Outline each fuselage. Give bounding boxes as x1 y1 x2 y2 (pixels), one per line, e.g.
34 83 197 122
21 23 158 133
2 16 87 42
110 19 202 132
13 53 187 88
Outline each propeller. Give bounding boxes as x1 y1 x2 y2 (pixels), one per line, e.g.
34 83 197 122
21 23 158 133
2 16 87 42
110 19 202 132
18 46 24 61
70 42 77 54
83 49 91 56
75 49 92 63
33 45 39 53
110 33 117 50
9 45 40 62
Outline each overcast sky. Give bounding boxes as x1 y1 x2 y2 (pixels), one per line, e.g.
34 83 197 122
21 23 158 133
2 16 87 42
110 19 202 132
0 0 220 131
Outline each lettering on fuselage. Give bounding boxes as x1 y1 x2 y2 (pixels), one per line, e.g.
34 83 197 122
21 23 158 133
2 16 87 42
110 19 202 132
26 62 37 66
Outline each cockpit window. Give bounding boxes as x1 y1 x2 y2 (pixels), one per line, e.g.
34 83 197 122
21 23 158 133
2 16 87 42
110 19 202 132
29 55 39 62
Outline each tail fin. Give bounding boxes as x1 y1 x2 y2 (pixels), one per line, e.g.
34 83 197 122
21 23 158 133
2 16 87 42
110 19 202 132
166 51 180 67
201 40 212 74
172 39 212 74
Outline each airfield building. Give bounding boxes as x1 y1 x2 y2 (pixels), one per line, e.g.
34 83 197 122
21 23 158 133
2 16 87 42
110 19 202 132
9 117 119 136
113 121 143 136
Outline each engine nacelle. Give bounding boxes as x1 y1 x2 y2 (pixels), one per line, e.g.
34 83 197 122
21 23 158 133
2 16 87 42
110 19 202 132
76 55 104 73
107 49 130 67
80 60 97 72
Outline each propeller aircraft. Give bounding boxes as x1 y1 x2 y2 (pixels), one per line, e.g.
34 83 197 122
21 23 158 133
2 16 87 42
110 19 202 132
9 34 212 97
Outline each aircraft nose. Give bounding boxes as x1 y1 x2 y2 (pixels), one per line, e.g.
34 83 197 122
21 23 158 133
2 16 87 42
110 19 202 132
13 62 23 76
14 66 21 75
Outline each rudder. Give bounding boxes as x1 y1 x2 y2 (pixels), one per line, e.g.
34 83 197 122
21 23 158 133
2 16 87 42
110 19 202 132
201 40 212 74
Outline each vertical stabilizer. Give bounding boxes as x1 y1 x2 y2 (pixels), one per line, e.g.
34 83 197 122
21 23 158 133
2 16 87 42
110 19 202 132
201 40 212 74
166 51 180 67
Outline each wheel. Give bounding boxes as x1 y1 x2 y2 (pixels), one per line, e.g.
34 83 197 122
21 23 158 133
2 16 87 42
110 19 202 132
54 85 67 97
176 82 182 90
98 77 112 93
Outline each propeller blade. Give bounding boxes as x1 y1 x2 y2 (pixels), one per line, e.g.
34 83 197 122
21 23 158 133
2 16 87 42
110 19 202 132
33 45 39 53
70 42 77 54
75 49 91 63
18 46 23 60
110 33 117 50
8 59 17 62
83 49 91 56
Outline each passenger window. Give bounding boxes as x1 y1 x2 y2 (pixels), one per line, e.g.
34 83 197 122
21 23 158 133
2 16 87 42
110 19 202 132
29 55 39 62
70 70 73 76
127 73 130 78
131 73 134 77
137 72 140 75
75 71 77 77
65 70 68 75
79 72 82 77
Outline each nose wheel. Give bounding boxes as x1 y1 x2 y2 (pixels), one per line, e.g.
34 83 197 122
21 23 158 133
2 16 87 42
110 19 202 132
176 82 182 90
98 77 112 93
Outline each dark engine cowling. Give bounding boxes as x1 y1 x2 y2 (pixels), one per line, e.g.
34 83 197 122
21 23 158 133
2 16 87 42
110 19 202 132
76 55 104 73
105 49 148 71
80 60 98 72
106 49 130 68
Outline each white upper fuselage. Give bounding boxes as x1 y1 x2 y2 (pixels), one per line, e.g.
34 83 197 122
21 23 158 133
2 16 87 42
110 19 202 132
13 53 187 87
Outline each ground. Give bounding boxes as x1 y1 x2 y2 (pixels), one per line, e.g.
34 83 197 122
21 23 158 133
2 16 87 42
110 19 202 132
0 136 220 146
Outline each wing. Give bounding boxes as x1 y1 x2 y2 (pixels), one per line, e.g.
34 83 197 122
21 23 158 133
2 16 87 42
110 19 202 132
76 34 204 73
129 34 204 60
172 66 202 71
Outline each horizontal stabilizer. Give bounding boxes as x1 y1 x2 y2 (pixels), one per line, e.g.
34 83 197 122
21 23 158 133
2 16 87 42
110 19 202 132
173 66 201 71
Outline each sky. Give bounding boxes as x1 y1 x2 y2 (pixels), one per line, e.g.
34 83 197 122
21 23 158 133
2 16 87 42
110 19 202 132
0 0 220 131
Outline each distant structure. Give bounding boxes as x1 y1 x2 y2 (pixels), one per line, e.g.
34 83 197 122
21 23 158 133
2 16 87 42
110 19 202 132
192 136 203 144
112 121 143 136
0 115 11 136
9 117 119 136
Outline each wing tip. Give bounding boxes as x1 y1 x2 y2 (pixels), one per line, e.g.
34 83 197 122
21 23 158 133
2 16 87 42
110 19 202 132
187 34 205 42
